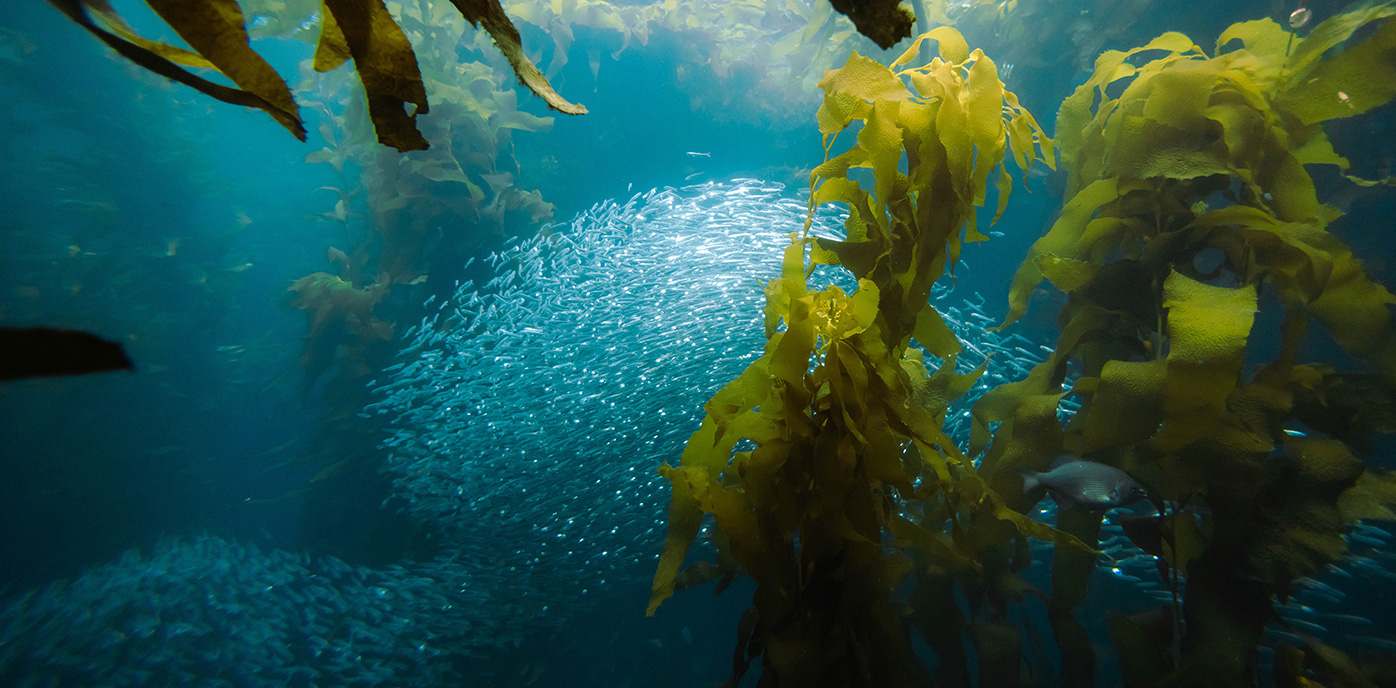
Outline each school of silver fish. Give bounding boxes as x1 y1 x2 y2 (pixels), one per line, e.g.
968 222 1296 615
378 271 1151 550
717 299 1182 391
3 178 1387 684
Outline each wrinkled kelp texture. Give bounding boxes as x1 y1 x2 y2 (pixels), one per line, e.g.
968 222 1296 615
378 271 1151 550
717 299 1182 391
286 272 393 392
47 0 583 152
648 27 1064 687
984 3 1396 686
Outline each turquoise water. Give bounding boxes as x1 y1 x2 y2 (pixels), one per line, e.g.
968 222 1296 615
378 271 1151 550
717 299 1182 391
2 0 1395 686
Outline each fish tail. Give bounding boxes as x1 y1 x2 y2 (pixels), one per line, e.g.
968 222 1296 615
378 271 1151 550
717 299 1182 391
1016 466 1041 494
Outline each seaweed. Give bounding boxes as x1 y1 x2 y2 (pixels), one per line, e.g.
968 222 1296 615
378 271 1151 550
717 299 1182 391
46 0 306 140
286 272 392 391
651 4 1396 685
48 0 583 151
273 0 565 403
983 2 1396 685
648 27 1064 687
502 0 895 130
826 0 915 49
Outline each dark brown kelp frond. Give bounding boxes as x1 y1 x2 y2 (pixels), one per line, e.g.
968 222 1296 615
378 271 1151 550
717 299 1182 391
50 0 584 151
45 0 306 140
444 0 587 114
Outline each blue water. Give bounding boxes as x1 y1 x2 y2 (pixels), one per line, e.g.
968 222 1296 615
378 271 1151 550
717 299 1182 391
2 0 1395 686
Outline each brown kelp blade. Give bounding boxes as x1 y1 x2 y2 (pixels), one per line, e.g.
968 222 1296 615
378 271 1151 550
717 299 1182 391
826 0 915 50
52 0 583 153
322 0 432 151
45 0 306 140
81 0 215 69
143 0 301 126
445 0 587 115
0 327 133 381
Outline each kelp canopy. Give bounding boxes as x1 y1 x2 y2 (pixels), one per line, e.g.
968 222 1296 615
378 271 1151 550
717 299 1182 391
46 0 934 150
283 1 567 403
44 0 936 406
650 3 1396 687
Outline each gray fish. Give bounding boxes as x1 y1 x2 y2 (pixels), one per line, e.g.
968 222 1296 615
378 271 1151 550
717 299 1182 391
1018 457 1147 510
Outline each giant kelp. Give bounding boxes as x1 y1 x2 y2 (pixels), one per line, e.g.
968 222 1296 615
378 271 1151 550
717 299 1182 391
286 271 392 391
647 27 1066 686
279 0 561 404
48 0 975 150
47 0 583 152
280 0 882 406
296 0 560 285
369 175 1096 677
43 0 576 412
983 2 1396 685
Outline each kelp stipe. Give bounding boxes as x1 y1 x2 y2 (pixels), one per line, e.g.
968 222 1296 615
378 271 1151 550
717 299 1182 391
985 2 1396 685
646 28 1070 687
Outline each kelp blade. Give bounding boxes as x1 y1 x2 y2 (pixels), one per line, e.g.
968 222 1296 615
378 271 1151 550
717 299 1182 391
45 0 306 139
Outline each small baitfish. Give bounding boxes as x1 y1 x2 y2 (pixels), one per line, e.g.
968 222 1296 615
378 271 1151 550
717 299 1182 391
1019 457 1147 510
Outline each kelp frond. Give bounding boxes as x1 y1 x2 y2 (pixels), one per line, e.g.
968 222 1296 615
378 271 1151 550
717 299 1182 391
649 27 1065 688
984 2 1396 685
48 0 584 151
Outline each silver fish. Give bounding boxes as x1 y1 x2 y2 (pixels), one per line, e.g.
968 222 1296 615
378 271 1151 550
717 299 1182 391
1019 457 1147 510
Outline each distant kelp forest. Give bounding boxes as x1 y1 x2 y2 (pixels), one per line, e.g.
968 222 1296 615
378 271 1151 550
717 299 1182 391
27 0 1396 686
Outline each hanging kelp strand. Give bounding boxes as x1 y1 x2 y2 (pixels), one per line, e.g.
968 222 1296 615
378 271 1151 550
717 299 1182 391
648 27 1067 688
318 0 432 151
45 0 306 140
47 0 583 151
